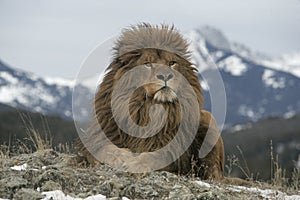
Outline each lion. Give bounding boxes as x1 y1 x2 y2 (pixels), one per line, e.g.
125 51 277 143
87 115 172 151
76 24 225 180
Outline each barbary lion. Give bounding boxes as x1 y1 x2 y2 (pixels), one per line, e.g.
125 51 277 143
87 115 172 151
76 24 225 180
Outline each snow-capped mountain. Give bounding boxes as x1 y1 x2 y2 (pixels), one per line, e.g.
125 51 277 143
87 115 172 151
187 26 300 125
188 26 300 78
259 52 300 78
0 26 299 126
0 60 76 119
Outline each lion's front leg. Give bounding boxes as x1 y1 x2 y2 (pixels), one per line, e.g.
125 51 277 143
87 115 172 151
96 145 165 173
95 144 133 168
121 151 172 173
196 110 225 180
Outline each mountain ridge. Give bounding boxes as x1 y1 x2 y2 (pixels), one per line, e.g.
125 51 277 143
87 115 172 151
1 26 300 125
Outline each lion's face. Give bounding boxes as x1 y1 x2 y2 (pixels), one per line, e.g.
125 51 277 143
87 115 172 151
112 48 194 103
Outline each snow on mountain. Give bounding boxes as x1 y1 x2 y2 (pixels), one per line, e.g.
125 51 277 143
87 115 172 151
43 77 75 87
194 26 231 51
262 69 286 89
218 56 248 76
187 26 300 125
0 60 89 119
259 52 300 78
188 26 300 78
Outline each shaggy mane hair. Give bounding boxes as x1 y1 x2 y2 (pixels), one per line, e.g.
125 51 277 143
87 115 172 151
113 23 191 59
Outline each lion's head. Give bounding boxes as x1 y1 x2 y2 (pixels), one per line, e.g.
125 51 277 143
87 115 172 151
91 24 203 153
111 48 202 103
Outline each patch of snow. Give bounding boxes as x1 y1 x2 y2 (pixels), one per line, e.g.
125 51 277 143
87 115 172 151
284 110 296 119
0 84 58 106
200 80 209 91
172 184 183 189
10 163 28 171
42 190 106 200
28 73 40 81
262 69 286 89
211 51 224 60
85 194 107 200
64 110 72 117
0 86 17 103
227 185 300 199
286 195 300 200
260 52 300 78
79 73 104 92
218 56 248 76
34 106 44 113
229 123 254 132
44 77 75 87
15 91 29 105
238 105 255 119
38 91 57 104
0 71 18 84
215 51 224 58
231 124 243 132
195 180 211 188
186 30 212 72
280 52 300 67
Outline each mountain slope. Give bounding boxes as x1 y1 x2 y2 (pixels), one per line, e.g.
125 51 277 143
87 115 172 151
188 26 300 125
0 60 76 119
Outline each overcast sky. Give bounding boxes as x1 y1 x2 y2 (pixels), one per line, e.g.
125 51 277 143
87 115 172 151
0 0 299 79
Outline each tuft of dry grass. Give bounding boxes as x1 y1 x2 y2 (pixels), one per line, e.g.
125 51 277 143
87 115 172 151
19 112 53 153
269 140 292 192
291 167 300 191
225 154 239 177
225 146 254 181
224 140 300 194
0 145 9 168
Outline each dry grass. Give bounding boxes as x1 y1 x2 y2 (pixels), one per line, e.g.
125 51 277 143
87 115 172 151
291 167 300 191
19 112 52 153
225 141 300 194
225 146 254 181
54 142 72 154
0 145 9 168
269 140 300 194
0 113 54 167
270 140 288 188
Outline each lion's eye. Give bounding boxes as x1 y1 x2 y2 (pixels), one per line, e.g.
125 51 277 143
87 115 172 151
169 61 177 67
144 62 153 68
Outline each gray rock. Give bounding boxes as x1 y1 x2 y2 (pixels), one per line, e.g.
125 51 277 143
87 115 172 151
41 180 62 191
13 188 43 200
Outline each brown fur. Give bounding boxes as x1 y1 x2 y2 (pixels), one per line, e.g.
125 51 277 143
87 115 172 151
76 24 225 180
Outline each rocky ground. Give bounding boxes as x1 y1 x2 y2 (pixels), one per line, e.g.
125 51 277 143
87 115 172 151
0 149 299 200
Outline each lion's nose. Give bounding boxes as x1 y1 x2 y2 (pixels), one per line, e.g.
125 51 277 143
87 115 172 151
156 73 174 82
